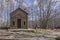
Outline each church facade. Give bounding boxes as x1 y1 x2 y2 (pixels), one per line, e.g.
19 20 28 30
10 8 28 29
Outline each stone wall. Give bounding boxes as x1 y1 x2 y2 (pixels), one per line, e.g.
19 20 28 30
10 8 28 29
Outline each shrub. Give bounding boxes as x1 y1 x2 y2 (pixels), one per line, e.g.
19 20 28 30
55 37 60 40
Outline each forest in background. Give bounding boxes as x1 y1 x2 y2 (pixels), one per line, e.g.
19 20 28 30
0 0 60 29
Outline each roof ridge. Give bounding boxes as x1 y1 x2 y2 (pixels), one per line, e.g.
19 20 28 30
10 7 28 15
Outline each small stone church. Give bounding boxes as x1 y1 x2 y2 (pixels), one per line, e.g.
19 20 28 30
10 8 28 29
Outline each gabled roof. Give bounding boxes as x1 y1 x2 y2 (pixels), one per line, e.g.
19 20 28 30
10 7 28 15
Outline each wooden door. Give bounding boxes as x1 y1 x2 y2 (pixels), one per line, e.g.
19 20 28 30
17 19 21 28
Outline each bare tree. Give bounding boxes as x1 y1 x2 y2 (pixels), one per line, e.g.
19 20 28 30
37 0 57 29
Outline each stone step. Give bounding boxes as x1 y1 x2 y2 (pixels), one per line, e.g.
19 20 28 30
0 32 15 39
0 39 18 40
0 38 55 40
8 29 35 32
